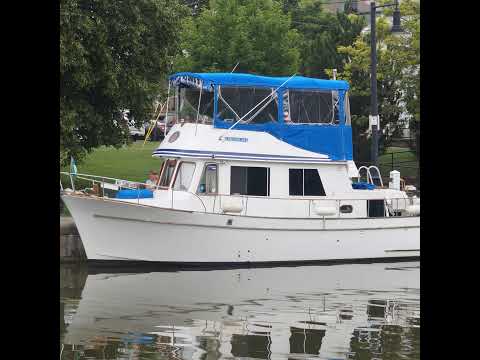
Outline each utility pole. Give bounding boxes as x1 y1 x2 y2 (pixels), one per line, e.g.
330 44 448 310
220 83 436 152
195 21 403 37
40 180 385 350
369 0 402 167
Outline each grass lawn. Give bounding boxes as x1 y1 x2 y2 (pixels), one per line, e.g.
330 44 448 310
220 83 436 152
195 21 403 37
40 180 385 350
378 147 418 179
61 141 163 184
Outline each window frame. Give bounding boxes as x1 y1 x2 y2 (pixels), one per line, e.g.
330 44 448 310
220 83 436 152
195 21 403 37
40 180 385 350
197 162 219 195
230 165 270 197
288 168 326 197
217 86 279 125
287 89 338 125
158 159 179 189
171 161 197 192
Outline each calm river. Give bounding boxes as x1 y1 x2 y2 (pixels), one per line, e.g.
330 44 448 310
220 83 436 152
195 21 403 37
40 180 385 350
60 262 420 359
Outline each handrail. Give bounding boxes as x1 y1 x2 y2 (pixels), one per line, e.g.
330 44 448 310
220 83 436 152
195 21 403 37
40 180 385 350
61 171 418 218
186 191 207 213
207 192 409 202
60 172 148 188
357 166 372 184
368 166 384 187
61 172 413 203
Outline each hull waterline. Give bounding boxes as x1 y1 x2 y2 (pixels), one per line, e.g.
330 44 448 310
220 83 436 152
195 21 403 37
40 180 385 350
62 194 420 264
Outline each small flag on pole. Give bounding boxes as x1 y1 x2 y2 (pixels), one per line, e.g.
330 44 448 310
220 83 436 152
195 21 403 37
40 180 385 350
70 156 77 177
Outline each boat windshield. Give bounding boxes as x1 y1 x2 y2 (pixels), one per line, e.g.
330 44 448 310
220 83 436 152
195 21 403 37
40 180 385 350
218 86 278 124
159 159 177 187
173 162 196 191
178 86 214 124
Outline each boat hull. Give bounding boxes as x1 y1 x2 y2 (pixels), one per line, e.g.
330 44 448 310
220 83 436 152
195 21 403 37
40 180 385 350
62 194 420 263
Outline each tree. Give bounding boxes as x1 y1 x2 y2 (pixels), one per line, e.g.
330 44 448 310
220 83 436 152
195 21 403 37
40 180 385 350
332 0 420 159
175 0 301 75
60 0 187 165
290 0 365 78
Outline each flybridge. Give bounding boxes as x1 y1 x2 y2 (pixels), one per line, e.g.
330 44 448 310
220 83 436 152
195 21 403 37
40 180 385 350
168 72 353 161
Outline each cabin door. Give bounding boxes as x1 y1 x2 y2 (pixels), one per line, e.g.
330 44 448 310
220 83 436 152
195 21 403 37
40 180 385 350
197 163 219 213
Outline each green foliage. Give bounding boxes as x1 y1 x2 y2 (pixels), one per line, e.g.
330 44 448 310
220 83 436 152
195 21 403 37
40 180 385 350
60 0 187 165
291 0 365 78
175 0 301 75
335 0 420 157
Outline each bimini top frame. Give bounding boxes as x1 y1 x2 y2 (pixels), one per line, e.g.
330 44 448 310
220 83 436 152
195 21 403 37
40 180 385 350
168 72 353 161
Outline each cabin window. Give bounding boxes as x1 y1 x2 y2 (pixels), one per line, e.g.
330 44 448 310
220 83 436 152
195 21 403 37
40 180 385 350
159 159 177 187
289 169 326 196
288 90 338 124
173 162 196 191
197 163 218 194
230 166 270 196
218 87 278 124
367 200 385 217
178 87 214 124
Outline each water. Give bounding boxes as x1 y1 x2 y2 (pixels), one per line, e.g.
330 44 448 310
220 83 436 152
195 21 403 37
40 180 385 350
60 262 420 360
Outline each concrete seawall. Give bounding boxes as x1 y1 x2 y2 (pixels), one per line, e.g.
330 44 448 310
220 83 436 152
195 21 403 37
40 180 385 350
60 217 87 263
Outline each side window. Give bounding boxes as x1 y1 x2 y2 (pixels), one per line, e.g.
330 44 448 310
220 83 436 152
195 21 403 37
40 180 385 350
173 162 196 191
304 169 326 196
197 163 218 194
159 160 177 187
289 169 303 195
289 169 326 196
230 166 270 196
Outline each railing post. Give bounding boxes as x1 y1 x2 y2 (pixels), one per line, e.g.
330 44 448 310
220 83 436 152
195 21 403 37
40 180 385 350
69 173 75 191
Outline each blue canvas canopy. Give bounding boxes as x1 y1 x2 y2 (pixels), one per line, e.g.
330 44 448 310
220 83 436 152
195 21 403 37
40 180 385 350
169 72 349 91
168 72 353 161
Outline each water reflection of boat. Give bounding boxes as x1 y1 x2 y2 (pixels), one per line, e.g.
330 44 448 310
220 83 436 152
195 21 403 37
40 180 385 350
61 262 419 359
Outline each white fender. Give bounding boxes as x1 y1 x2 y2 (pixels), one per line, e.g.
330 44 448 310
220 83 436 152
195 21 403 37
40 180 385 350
406 204 420 216
221 196 243 213
313 203 337 216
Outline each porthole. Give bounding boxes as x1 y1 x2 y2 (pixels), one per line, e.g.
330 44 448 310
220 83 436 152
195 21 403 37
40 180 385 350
168 131 180 143
340 205 353 213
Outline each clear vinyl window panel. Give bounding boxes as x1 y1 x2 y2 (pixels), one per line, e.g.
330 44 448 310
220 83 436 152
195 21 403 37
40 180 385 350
178 87 214 124
173 162 196 191
288 90 339 124
230 166 270 196
218 87 278 124
344 92 351 125
197 163 218 194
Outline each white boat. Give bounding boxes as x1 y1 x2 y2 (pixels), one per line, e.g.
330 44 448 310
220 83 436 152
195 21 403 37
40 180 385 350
61 72 420 264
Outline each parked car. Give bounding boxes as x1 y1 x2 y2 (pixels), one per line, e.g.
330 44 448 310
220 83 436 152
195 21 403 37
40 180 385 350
128 120 147 141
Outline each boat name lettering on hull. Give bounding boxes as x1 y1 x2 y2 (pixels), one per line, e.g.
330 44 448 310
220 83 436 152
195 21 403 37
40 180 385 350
224 137 248 143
